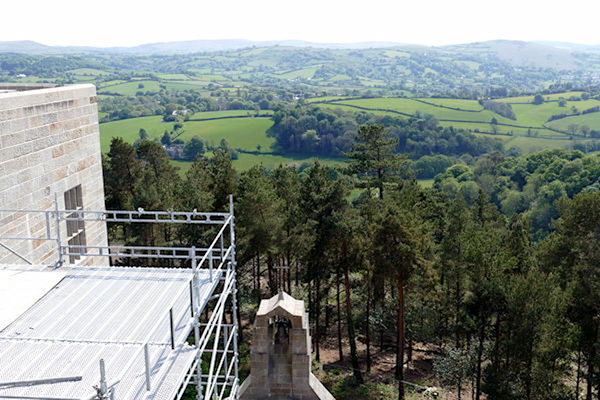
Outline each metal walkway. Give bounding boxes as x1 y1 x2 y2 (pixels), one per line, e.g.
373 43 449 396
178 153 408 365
0 198 239 400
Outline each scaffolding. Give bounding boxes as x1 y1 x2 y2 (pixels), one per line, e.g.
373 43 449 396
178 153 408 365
0 196 239 400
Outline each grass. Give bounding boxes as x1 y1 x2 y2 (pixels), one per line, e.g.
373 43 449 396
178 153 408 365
502 136 576 152
172 154 344 174
418 98 483 111
276 66 320 80
177 118 275 151
317 368 433 400
498 91 587 103
99 114 276 154
546 112 600 131
232 153 343 170
511 102 570 126
335 98 516 124
188 110 273 119
317 103 401 116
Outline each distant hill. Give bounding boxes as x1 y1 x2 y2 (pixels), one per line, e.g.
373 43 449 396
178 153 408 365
0 39 412 55
443 40 581 70
534 41 600 52
2 39 600 72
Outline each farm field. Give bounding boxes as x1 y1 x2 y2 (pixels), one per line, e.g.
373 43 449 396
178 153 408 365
502 136 577 153
171 153 344 173
419 98 483 111
547 112 600 131
497 91 587 103
314 95 600 153
99 113 276 154
328 98 518 124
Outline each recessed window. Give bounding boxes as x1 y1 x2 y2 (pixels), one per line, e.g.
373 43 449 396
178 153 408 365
64 185 86 263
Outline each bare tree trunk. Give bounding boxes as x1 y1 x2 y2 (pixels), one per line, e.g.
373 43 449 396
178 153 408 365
493 315 501 366
587 355 594 400
396 276 405 400
256 251 261 302
456 274 461 348
336 265 343 361
577 344 582 400
295 260 299 288
315 277 321 362
366 271 372 372
526 338 533 400
267 255 275 295
475 323 485 400
344 264 362 383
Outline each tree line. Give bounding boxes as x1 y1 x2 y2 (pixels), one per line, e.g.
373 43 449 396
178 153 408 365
271 104 503 158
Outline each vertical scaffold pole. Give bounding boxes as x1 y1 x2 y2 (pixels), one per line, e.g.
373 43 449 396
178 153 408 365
54 193 64 267
191 246 203 400
229 194 240 395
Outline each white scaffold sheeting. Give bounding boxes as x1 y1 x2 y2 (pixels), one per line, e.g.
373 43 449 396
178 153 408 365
0 264 221 400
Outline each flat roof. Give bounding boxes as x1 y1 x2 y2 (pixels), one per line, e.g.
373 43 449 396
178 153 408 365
0 83 58 92
0 264 220 400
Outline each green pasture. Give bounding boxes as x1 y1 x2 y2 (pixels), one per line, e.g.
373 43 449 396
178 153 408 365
316 103 402 117
419 98 483 111
502 136 576 153
188 110 273 119
498 91 587 103
99 80 162 94
154 73 190 80
276 67 320 80
99 114 275 154
97 80 128 88
511 102 569 126
334 98 515 124
171 153 344 173
437 121 563 137
546 112 600 131
307 96 354 103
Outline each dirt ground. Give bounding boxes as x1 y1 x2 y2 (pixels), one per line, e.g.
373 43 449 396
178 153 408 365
316 331 476 400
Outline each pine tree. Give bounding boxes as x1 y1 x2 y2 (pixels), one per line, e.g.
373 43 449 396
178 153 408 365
345 124 410 199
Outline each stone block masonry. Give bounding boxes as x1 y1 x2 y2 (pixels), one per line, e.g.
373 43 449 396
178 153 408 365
238 291 336 400
0 84 108 266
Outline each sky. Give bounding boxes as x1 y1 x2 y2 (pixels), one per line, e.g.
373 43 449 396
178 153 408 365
2 0 599 47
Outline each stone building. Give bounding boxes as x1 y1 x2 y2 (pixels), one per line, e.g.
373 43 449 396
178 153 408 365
0 83 107 266
239 290 336 400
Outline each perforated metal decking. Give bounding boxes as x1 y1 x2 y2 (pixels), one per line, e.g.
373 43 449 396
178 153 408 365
0 198 240 400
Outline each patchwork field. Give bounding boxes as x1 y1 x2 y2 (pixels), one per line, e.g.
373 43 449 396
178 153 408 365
99 111 346 171
313 94 600 153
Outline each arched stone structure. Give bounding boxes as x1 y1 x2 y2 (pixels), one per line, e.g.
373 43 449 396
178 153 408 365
238 291 335 400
